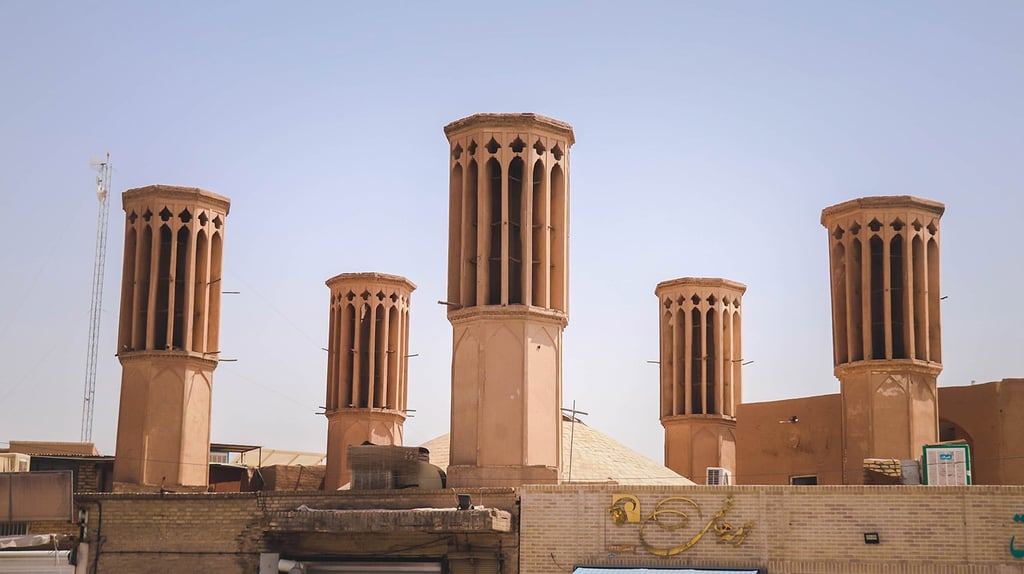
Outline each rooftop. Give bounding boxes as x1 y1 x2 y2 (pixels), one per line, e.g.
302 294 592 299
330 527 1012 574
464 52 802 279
420 417 693 486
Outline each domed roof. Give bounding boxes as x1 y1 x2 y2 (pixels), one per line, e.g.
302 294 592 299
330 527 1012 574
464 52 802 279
419 416 693 486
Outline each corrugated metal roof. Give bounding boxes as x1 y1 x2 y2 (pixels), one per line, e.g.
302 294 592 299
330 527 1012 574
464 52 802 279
238 448 325 467
8 441 98 457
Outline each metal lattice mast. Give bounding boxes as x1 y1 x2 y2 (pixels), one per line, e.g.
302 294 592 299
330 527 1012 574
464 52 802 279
81 153 112 442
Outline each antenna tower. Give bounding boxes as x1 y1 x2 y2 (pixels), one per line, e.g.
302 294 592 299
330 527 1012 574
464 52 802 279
81 153 112 442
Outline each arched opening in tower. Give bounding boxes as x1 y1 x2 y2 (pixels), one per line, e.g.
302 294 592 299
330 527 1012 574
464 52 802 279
550 163 565 312
508 157 524 305
912 235 925 360
449 163 463 305
486 158 502 305
691 307 703 415
358 303 372 408
463 160 478 307
890 233 906 359
340 302 355 407
373 302 387 408
208 231 223 353
661 309 674 417
192 230 208 353
733 309 743 405
327 302 338 410
849 237 864 361
832 241 848 364
675 304 688 414
399 303 410 411
531 160 547 308
387 304 400 409
154 224 173 350
134 221 154 351
172 226 190 350
723 306 733 416
706 305 717 415
927 238 941 362
119 227 137 351
869 235 885 360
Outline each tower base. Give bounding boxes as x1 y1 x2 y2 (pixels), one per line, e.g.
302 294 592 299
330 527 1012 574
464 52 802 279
662 415 736 484
447 465 558 488
448 307 566 488
324 409 404 490
837 360 940 484
113 353 217 489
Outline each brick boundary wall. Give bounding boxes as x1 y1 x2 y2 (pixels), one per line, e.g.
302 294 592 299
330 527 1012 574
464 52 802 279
70 488 518 573
51 485 1024 573
520 484 1024 574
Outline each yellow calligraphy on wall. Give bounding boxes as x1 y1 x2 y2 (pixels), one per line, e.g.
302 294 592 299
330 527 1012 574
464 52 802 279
608 494 754 556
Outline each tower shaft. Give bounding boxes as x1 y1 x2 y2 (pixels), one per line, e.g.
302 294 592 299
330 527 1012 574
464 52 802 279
656 278 746 483
113 185 230 490
821 196 944 484
444 113 574 488
323 273 415 489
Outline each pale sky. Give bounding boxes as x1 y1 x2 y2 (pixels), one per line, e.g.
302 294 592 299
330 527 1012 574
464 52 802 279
1 1 1021 464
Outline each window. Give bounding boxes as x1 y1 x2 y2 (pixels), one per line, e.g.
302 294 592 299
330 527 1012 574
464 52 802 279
0 522 28 536
790 475 818 485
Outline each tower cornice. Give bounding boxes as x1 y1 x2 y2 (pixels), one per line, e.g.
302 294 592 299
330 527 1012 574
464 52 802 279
821 195 944 226
122 185 231 214
834 358 943 379
444 112 575 144
655 277 747 295
116 350 219 368
325 272 417 291
447 304 568 327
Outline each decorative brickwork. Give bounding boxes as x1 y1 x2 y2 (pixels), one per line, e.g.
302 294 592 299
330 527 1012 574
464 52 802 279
520 484 1024 573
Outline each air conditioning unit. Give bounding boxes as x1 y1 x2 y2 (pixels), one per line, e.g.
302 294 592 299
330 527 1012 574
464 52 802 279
209 451 229 464
706 466 733 486
0 453 31 472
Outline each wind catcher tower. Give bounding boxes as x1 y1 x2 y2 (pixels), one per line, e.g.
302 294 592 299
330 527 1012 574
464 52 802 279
443 113 574 487
323 272 415 489
821 196 944 484
656 278 746 484
113 185 230 490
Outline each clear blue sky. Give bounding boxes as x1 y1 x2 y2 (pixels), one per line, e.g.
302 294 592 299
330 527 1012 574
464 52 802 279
1 1 1021 464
